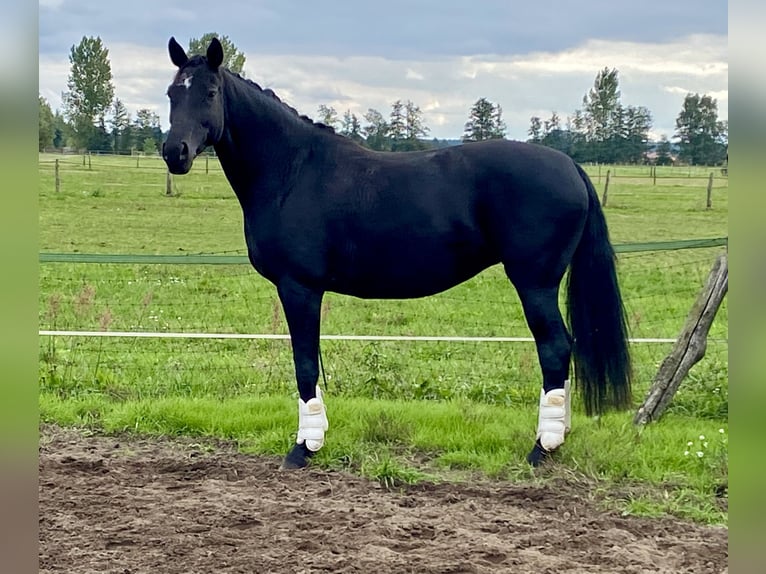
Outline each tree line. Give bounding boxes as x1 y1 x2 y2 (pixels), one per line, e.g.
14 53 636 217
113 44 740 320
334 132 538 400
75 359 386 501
40 34 727 166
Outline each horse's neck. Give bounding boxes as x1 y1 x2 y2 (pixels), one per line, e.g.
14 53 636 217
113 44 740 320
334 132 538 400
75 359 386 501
214 78 311 205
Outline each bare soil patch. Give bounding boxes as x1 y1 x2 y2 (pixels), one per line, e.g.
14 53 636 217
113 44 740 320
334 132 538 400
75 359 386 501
39 426 727 573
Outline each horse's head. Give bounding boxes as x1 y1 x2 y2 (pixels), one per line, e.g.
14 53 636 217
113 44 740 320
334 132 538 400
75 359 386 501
163 37 226 174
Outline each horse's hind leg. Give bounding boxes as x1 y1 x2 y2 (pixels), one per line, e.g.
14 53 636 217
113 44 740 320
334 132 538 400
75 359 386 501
514 285 572 466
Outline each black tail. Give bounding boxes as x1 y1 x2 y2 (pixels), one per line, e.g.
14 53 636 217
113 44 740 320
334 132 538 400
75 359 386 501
567 163 632 415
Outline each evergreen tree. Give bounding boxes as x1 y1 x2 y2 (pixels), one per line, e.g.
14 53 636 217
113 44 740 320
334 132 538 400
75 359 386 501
463 98 505 142
388 100 407 144
109 98 131 154
340 110 364 144
401 100 430 150
491 103 507 138
528 116 543 143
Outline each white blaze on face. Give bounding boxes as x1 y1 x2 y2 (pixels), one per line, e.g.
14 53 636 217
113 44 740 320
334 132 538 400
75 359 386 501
174 72 192 90
536 379 571 451
297 385 329 452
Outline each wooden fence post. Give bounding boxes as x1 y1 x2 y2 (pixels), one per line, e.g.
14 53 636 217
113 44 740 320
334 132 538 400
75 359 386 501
653 165 657 186
88 152 92 170
206 155 209 175
633 252 728 425
601 169 610 207
55 159 60 193
706 172 714 209
166 170 172 196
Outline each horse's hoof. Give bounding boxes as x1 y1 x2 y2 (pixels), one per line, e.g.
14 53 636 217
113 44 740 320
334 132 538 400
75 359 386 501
526 440 551 467
280 443 315 470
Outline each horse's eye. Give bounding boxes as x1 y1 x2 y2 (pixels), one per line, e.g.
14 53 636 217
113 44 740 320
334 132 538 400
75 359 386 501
207 90 217 99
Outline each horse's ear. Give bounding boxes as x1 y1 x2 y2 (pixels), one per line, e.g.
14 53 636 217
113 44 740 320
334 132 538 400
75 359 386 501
168 37 188 68
207 37 224 70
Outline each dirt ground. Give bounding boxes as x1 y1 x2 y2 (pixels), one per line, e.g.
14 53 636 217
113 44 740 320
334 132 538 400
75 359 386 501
39 426 727 574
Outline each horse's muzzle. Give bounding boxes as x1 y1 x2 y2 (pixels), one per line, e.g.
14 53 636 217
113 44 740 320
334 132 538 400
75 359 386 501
162 140 193 175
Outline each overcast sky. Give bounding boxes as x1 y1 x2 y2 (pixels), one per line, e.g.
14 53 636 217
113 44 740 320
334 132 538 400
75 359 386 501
38 0 728 141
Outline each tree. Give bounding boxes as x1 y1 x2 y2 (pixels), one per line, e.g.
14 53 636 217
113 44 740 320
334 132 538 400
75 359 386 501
132 108 162 152
39 96 55 151
108 98 131 154
491 103 507 139
528 116 543 143
340 109 364 143
463 97 505 142
401 101 430 150
620 105 652 163
141 136 158 155
52 111 67 148
62 36 115 150
188 33 246 75
388 100 407 143
317 104 339 129
674 93 727 165
581 67 621 161
541 111 569 153
655 135 674 166
362 108 389 150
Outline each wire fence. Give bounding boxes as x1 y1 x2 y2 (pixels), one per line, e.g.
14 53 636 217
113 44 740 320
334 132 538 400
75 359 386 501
38 243 729 412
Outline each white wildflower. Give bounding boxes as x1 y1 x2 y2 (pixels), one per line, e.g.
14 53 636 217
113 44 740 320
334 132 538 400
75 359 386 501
696 451 704 458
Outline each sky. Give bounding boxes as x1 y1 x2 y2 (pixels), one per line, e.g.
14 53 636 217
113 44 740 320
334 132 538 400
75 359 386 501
38 0 728 141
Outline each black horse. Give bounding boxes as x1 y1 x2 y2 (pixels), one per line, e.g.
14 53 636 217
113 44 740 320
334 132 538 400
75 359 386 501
163 37 632 469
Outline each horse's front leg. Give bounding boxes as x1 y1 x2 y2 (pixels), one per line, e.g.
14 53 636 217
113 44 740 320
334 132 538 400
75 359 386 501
276 277 328 470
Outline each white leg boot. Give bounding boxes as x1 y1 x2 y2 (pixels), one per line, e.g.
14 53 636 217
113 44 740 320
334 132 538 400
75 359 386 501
536 380 570 452
296 385 328 452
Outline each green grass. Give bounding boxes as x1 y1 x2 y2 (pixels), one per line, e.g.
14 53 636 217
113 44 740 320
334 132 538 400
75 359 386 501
38 153 728 524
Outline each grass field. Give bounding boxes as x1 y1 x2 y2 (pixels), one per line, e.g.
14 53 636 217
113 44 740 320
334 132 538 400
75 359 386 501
38 152 728 524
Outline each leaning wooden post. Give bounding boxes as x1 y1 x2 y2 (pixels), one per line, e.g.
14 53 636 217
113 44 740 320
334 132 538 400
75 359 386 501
166 170 172 196
601 169 610 207
634 252 728 425
206 155 209 174
653 165 657 186
88 151 92 170
706 172 714 209
55 159 60 193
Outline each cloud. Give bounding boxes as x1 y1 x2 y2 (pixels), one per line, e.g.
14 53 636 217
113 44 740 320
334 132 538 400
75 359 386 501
39 33 727 141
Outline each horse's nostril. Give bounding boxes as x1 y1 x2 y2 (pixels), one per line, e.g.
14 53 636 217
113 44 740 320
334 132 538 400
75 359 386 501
180 142 189 159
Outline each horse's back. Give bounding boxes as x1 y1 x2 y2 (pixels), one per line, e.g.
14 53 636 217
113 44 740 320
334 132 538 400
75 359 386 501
254 137 591 297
